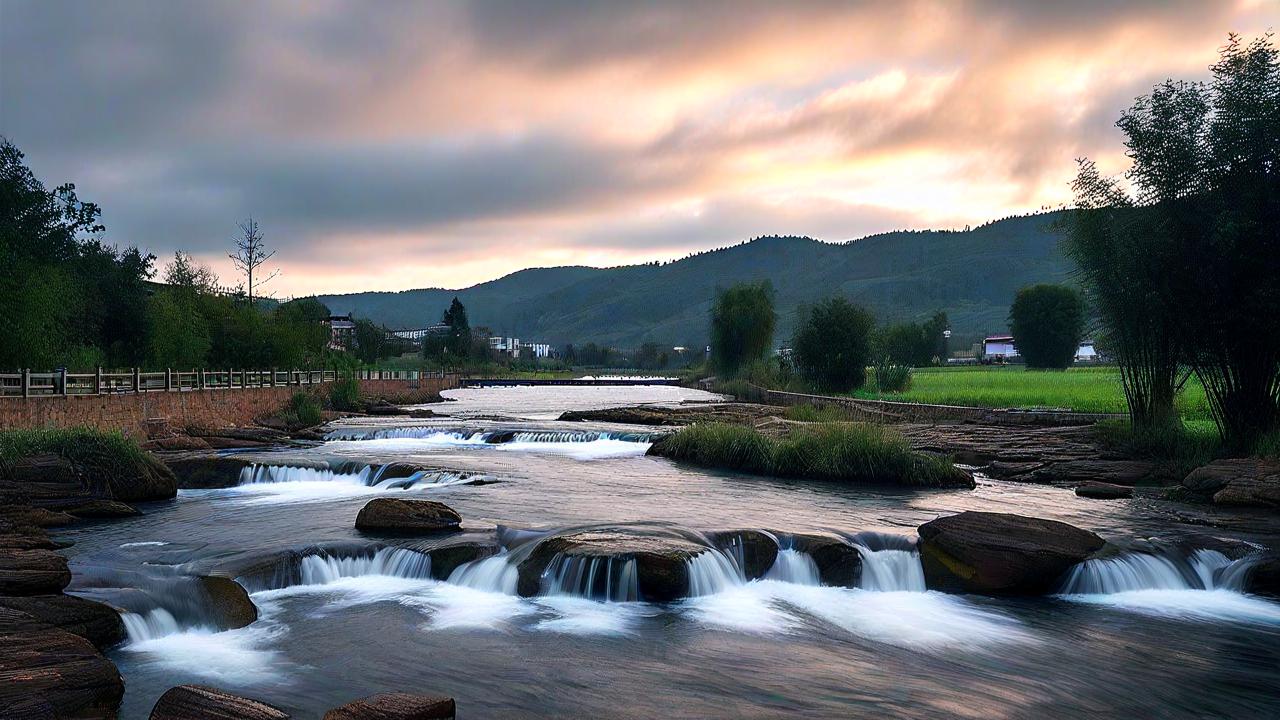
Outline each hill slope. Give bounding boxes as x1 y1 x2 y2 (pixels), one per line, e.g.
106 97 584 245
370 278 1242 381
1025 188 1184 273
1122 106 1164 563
317 212 1073 347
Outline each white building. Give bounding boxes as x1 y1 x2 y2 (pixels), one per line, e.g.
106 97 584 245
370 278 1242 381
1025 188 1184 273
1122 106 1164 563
983 335 1101 363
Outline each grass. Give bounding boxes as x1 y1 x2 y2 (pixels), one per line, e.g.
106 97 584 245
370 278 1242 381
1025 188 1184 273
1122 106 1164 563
0 428 159 496
783 404 851 422
278 392 323 428
849 365 1213 420
652 421 967 488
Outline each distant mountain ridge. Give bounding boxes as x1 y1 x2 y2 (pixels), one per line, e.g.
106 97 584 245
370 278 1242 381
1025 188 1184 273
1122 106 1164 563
317 211 1073 348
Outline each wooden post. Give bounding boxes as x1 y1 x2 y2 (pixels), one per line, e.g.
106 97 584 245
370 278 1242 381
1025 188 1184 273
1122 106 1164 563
132 367 141 393
59 367 67 396
268 369 275 387
21 368 29 397
165 368 172 392
198 369 205 390
96 366 103 394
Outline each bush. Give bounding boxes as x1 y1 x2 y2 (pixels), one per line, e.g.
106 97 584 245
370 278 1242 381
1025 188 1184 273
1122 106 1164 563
328 376 362 412
792 297 875 392
0 428 159 496
871 360 913 393
280 392 323 428
709 282 776 376
1008 284 1086 370
652 422 966 487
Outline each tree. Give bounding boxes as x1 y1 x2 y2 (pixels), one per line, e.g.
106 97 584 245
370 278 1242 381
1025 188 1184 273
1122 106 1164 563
709 281 775 376
352 318 387 364
228 217 278 306
792 296 875 392
164 251 220 293
1068 33 1280 450
1008 284 1085 369
879 311 949 366
441 297 471 359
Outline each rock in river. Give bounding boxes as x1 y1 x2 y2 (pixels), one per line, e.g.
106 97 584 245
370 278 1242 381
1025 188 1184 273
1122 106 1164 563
0 548 72 596
789 532 862 587
323 692 456 720
355 499 462 535
0 594 126 649
1182 458 1280 509
0 607 124 719
150 684 289 720
917 511 1105 595
517 529 708 601
195 576 258 630
1075 481 1133 500
707 530 778 580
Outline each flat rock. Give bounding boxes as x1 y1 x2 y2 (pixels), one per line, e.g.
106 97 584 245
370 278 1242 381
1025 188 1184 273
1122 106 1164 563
355 499 462 535
139 436 214 452
917 511 1105 595
0 548 72 595
323 692 455 720
162 455 253 489
51 499 142 519
1075 481 1133 499
516 529 707 601
1025 459 1165 486
1183 458 1280 509
150 684 289 719
0 607 124 719
0 594 126 649
1240 553 1280 598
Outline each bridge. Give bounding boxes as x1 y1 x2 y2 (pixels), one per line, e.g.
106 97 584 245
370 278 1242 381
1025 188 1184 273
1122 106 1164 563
460 377 680 388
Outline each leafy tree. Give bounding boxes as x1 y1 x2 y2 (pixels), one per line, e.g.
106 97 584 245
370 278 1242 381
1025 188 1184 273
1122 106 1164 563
792 297 875 392
441 297 472 358
146 290 211 368
1007 284 1085 369
709 281 776 376
878 311 949 366
1069 34 1280 450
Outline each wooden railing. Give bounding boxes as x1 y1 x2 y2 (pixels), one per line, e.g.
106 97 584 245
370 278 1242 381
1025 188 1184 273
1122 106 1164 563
0 367 453 398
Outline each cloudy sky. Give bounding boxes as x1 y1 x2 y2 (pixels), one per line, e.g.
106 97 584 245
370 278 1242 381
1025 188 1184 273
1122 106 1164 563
2 1 1274 296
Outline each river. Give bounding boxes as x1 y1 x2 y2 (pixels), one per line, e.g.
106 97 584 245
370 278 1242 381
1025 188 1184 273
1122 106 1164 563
59 386 1280 719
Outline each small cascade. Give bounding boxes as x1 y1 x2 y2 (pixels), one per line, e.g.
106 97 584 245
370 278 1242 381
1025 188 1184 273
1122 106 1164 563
447 553 519 594
325 426 653 444
541 553 639 602
298 548 432 585
764 548 822 586
235 463 476 490
856 548 926 592
686 549 747 597
1060 548 1240 594
326 427 487 442
121 608 188 642
509 430 655 444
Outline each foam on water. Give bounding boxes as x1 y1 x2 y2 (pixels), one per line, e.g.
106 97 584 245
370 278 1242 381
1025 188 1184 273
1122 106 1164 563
448 553 519 595
298 548 433 585
203 464 477 505
119 541 169 548
120 615 287 685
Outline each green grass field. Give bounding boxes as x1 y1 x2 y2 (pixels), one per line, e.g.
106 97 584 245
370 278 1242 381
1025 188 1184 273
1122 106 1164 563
851 365 1213 421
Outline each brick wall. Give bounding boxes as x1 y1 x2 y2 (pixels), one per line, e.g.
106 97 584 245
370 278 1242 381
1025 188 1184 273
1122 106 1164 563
0 375 460 439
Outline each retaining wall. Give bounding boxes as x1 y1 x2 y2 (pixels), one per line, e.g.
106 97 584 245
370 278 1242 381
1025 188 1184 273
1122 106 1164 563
0 375 460 439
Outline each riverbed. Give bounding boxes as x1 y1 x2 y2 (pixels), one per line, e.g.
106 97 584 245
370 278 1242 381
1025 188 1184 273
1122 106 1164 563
61 386 1280 719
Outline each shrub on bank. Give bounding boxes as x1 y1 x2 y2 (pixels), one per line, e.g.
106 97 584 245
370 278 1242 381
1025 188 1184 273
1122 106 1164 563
328 376 362 411
0 427 175 500
279 392 324 428
652 421 968 488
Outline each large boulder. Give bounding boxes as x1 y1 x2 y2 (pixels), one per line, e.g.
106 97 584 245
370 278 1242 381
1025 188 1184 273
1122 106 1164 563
323 692 455 720
1183 458 1280 509
789 533 862 587
6 454 85 500
917 511 1105 595
160 456 252 489
0 607 124 719
355 499 462 535
516 530 708 601
0 549 71 595
707 530 778 580
1075 482 1133 500
195 576 258 630
1239 553 1280 598
414 540 499 581
150 685 289 720
0 594 126 649
50 499 142 519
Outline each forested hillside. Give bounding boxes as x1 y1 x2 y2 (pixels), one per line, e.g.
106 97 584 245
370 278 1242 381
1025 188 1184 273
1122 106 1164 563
318 212 1072 347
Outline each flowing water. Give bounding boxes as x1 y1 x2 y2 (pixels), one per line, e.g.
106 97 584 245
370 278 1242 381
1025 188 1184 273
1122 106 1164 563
58 385 1280 719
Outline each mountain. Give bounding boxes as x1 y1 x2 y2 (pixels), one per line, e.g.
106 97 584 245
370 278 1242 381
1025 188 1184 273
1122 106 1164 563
316 211 1074 348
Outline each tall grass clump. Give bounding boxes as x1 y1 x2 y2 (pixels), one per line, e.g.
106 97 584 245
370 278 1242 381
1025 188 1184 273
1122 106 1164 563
1093 419 1220 476
871 359 913 393
783 404 850 422
0 428 164 496
328 375 362 411
653 422 968 488
279 392 323 428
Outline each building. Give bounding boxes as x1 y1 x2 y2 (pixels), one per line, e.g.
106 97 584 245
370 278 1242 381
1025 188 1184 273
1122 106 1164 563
489 337 553 359
1075 340 1100 362
982 335 1018 360
323 314 355 351
393 324 449 343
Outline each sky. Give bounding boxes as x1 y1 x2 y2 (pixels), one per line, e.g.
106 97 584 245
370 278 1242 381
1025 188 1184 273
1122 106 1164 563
1 1 1275 297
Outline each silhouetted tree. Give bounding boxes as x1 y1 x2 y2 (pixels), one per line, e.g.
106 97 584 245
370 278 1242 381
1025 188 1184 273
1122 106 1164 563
228 217 278 306
1008 285 1085 369
792 296 874 392
710 281 775 376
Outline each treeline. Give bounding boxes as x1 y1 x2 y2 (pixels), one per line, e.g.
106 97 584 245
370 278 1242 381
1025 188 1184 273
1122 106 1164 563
0 138 404 371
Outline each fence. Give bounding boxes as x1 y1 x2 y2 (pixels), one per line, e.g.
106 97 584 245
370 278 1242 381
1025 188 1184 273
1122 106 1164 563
0 368 445 398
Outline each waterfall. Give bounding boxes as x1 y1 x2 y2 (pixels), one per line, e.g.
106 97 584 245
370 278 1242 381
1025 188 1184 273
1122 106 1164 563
1060 549 1241 594
541 553 639 602
447 553 519 594
121 608 187 642
298 548 432 585
764 548 822 586
856 548 926 592
325 427 653 443
686 549 747 597
235 463 475 490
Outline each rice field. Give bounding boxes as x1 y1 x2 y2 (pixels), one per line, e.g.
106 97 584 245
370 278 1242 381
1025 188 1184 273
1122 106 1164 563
850 365 1213 421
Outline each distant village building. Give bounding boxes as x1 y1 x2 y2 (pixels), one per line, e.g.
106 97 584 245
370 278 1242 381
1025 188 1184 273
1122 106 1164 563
323 314 355 351
392 324 449 343
488 337 553 359
981 335 1102 364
